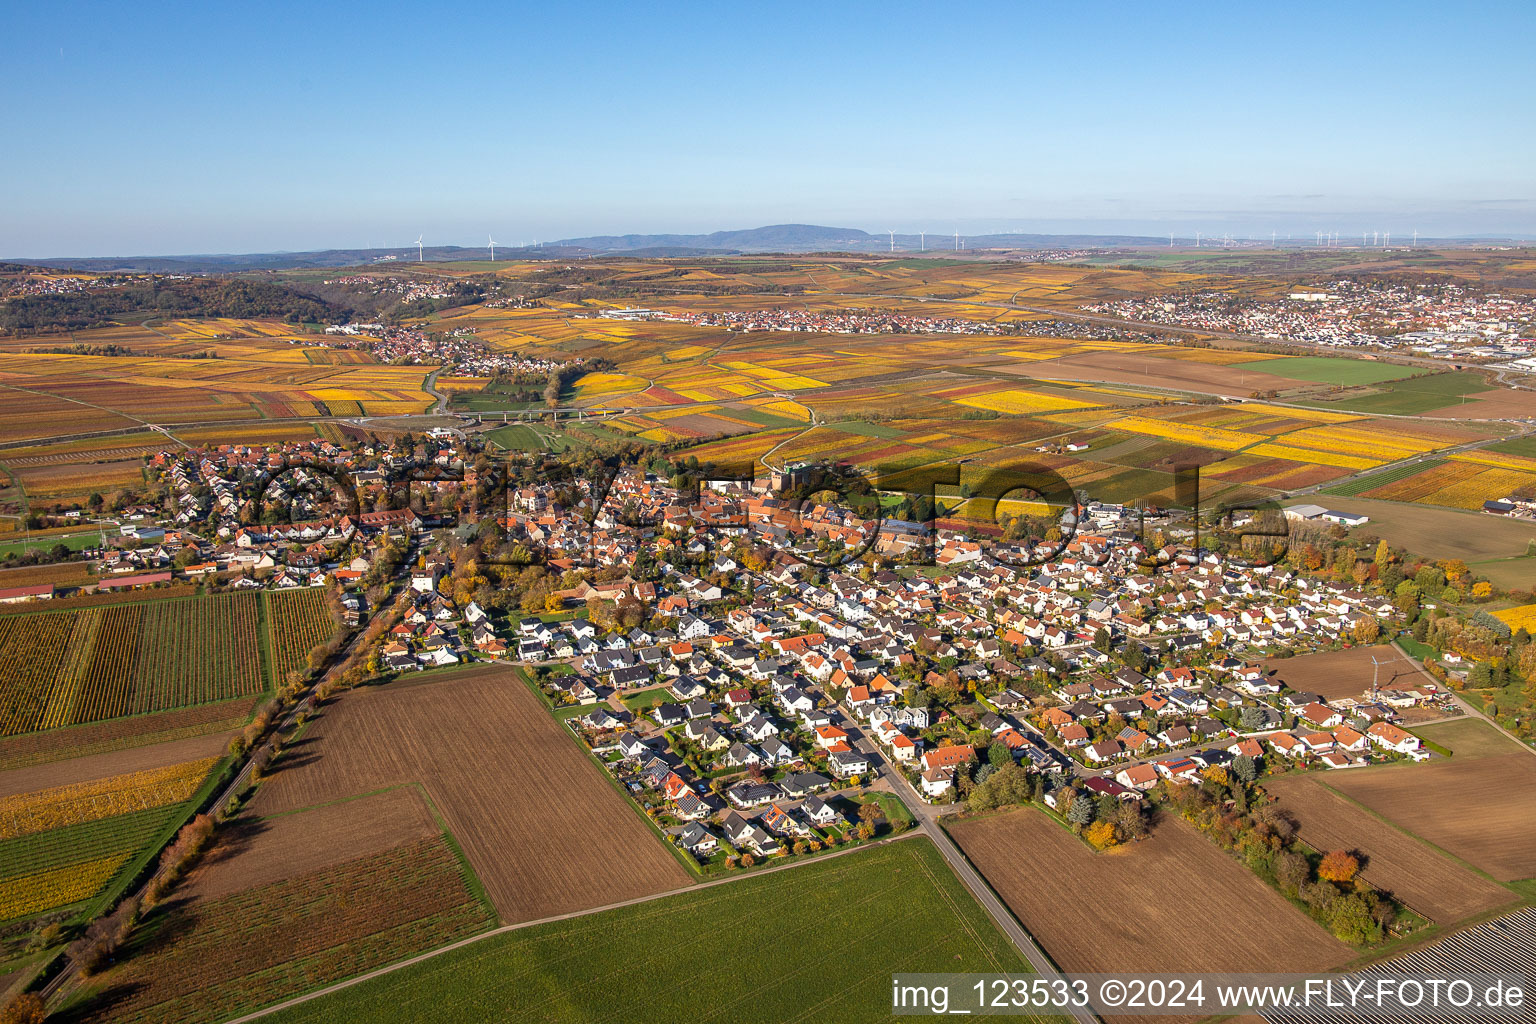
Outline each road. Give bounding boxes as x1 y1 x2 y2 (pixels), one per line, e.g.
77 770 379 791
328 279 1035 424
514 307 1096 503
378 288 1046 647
423 366 448 414
1393 639 1536 758
831 701 1100 1024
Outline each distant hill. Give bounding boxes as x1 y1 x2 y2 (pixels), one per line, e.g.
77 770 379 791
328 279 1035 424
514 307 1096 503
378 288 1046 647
10 224 1501 274
552 224 879 253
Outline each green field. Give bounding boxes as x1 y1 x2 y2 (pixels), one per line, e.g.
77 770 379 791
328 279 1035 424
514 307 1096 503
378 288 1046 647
1411 718 1523 759
734 406 808 429
0 532 99 560
265 838 1055 1024
824 419 906 438
1254 356 1419 386
1490 435 1536 459
483 424 546 450
0 806 180 924
1302 372 1493 415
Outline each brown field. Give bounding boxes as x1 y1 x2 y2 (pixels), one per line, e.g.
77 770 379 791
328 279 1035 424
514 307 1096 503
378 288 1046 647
247 664 692 922
949 808 1349 974
1436 388 1536 419
1023 349 1298 396
0 696 257 772
0 583 201 615
1264 644 1419 700
1262 775 1514 923
0 561 98 590
185 786 438 901
0 730 230 799
1321 752 1536 882
73 835 490 1024
1293 496 1536 565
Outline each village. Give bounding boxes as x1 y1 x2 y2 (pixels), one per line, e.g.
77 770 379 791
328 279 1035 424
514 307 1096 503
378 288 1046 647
1085 280 1536 367
0 432 1465 870
317 321 579 377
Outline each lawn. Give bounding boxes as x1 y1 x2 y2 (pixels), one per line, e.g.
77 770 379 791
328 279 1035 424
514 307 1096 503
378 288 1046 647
0 531 99 560
263 838 1055 1024
483 424 545 451
1252 356 1419 386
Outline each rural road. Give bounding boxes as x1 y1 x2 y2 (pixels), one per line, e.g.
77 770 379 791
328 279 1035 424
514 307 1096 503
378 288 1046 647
1393 639 1536 758
423 367 448 415
832 702 1099 1024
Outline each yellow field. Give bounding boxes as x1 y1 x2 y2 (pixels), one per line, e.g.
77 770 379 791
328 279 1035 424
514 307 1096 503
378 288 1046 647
952 389 1097 415
1278 424 1443 461
0 852 131 920
1246 443 1382 470
0 756 220 840
1494 604 1536 633
1449 451 1536 473
1107 415 1262 451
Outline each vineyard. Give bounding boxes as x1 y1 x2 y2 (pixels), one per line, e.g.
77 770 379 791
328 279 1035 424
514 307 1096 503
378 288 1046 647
266 588 338 680
0 851 129 922
0 755 219 839
0 590 336 737
75 836 492 1024
0 758 223 923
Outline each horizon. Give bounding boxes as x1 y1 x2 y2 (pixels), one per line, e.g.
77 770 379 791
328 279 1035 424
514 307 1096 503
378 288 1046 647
8 221 1535 266
4 0 1536 257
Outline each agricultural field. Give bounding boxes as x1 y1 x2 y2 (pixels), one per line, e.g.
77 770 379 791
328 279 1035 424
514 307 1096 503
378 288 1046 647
0 696 260 772
0 733 228 924
1263 644 1420 701
265 587 338 681
246 664 694 923
0 592 265 735
0 589 337 737
1261 775 1515 925
949 809 1349 974
1494 603 1536 633
1343 449 1536 509
68 833 492 1024
259 838 1056 1024
1246 356 1418 386
1282 496 1536 577
0 320 435 445
1320 722 1536 882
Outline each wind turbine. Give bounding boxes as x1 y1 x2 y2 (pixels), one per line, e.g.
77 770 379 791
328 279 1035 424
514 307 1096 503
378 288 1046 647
889 229 895 253
488 233 497 262
954 231 959 251
920 231 925 252
1412 229 1418 248
416 235 424 262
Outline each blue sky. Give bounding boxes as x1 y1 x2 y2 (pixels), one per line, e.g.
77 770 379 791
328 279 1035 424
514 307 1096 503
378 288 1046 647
3 0 1534 256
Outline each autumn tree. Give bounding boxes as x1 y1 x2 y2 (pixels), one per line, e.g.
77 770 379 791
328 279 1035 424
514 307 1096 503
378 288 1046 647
0 993 46 1024
1318 849 1360 884
1084 820 1119 850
